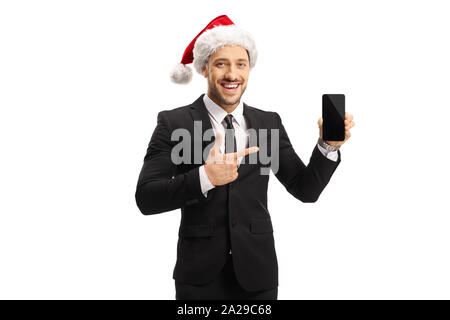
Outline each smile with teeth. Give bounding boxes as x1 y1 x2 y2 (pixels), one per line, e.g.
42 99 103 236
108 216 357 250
220 82 240 91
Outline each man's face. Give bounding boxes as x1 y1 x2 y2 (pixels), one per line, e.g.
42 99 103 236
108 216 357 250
202 45 250 109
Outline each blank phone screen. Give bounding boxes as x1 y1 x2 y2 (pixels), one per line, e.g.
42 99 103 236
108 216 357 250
322 94 345 141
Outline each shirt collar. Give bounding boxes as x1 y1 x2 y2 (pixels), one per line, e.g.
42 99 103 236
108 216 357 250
203 93 245 128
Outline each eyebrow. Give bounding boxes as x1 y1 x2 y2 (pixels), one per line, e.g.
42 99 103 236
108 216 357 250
213 58 249 63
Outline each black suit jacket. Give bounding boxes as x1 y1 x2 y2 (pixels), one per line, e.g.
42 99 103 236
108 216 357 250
135 94 341 292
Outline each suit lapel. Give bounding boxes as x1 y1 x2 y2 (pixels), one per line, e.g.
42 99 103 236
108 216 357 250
242 102 259 148
189 94 214 165
239 102 260 175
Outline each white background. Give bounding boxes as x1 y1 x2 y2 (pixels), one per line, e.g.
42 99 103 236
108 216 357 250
1 0 449 299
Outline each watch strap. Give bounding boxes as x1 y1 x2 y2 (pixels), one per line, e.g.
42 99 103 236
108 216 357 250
318 137 340 152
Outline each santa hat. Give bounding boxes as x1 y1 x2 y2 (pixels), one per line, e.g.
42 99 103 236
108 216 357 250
169 15 257 84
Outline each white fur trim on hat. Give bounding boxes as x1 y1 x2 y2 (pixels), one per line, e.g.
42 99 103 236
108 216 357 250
170 63 193 84
193 25 257 75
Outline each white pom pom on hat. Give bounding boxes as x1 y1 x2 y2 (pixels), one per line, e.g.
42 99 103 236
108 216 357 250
170 15 257 84
170 63 193 84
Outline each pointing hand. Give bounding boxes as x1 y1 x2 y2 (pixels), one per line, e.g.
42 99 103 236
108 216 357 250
204 132 259 186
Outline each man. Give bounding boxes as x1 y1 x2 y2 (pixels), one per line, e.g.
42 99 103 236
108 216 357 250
135 15 355 300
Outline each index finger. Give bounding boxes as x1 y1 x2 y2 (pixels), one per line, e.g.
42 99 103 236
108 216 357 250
232 146 259 159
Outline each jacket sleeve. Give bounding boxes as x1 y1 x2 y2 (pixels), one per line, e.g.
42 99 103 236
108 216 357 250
273 112 341 203
135 111 206 215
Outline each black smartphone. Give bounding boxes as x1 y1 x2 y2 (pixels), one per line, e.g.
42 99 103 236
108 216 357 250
322 94 345 141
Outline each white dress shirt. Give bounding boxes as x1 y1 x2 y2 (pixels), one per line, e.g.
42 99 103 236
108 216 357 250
198 93 338 197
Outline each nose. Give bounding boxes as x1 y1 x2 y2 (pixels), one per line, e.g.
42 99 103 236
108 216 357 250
224 64 238 81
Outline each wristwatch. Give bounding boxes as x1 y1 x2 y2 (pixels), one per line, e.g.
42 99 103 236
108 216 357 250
318 137 340 152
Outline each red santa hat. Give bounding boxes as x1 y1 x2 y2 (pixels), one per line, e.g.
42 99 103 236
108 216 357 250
170 15 258 84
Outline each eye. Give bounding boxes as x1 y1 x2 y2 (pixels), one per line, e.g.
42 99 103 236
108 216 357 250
216 63 224 66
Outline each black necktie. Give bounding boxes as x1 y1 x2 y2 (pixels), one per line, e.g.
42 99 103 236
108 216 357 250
223 114 237 154
223 116 236 256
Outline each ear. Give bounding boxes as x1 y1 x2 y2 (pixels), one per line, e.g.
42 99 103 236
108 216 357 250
202 64 208 78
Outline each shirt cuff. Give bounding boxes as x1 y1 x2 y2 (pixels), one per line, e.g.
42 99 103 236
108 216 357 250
317 142 339 162
199 165 216 197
